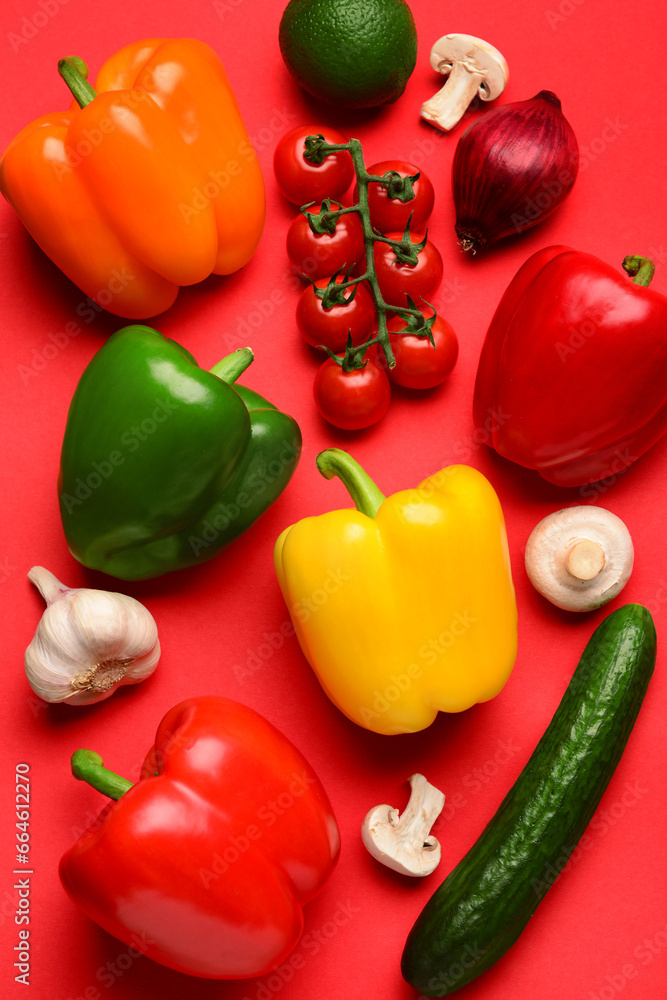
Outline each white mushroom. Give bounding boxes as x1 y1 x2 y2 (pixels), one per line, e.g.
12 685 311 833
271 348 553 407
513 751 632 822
420 34 509 132
361 773 445 877
525 506 634 612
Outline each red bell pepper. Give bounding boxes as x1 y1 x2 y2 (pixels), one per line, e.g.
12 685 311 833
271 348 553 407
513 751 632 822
58 696 340 979
473 246 667 486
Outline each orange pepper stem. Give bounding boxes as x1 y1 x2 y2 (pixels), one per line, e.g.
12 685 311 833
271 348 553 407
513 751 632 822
58 56 97 109
316 448 386 518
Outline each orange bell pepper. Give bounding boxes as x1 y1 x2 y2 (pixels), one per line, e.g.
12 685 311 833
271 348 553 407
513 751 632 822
0 40 265 318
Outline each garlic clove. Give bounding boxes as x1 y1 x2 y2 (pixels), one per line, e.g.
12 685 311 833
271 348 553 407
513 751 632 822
25 567 160 705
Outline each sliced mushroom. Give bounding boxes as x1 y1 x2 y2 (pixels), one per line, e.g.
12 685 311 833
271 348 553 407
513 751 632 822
525 506 634 612
420 34 509 132
361 773 445 877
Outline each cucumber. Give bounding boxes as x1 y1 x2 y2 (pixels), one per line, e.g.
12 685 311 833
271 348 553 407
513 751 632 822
401 603 656 997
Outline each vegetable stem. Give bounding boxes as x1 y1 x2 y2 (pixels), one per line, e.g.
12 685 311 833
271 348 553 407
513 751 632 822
622 255 655 288
58 57 97 109
303 137 438 372
316 448 385 518
209 347 254 384
71 749 134 800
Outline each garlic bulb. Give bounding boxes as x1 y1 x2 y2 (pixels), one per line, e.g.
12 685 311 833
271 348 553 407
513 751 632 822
25 566 160 705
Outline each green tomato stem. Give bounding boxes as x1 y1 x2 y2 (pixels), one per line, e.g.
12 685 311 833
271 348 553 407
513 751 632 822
346 139 394 370
303 137 439 373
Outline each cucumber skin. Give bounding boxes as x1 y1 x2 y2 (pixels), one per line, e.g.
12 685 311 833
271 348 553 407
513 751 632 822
401 604 656 997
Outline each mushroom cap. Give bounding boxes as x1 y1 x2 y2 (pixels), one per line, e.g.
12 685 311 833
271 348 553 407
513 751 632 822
525 506 634 612
429 33 509 100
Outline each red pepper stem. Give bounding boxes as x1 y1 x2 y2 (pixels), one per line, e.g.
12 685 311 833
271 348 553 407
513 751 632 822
71 749 134 801
209 347 254 384
58 57 97 109
622 255 655 287
316 448 386 518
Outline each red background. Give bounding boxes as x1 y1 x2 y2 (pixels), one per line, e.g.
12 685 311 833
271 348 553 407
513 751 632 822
2 1 667 998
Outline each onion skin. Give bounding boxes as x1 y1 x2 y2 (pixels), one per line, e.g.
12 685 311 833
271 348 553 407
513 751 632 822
452 90 579 253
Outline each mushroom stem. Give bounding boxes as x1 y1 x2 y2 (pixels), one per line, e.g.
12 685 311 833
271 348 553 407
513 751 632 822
361 773 446 877
393 773 445 843
565 539 606 581
420 61 485 131
524 506 634 612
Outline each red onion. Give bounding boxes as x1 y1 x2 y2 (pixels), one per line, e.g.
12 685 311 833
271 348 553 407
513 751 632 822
452 90 578 253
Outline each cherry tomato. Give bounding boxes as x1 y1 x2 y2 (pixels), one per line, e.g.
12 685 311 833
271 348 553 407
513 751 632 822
386 315 459 389
313 356 391 430
373 232 443 308
274 125 354 205
356 160 435 233
287 205 365 280
297 276 376 352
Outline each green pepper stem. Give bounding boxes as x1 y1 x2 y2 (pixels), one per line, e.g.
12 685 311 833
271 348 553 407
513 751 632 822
71 749 134 801
209 347 254 384
316 448 386 518
622 255 655 287
58 57 97 109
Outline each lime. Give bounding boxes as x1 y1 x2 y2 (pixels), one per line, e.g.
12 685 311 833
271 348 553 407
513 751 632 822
279 0 418 108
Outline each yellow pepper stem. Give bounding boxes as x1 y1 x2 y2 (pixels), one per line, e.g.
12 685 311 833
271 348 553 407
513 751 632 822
316 448 386 518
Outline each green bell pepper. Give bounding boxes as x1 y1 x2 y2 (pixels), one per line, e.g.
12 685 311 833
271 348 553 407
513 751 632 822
58 326 301 580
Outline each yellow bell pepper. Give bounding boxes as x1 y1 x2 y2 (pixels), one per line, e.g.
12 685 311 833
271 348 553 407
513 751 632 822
274 449 517 735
